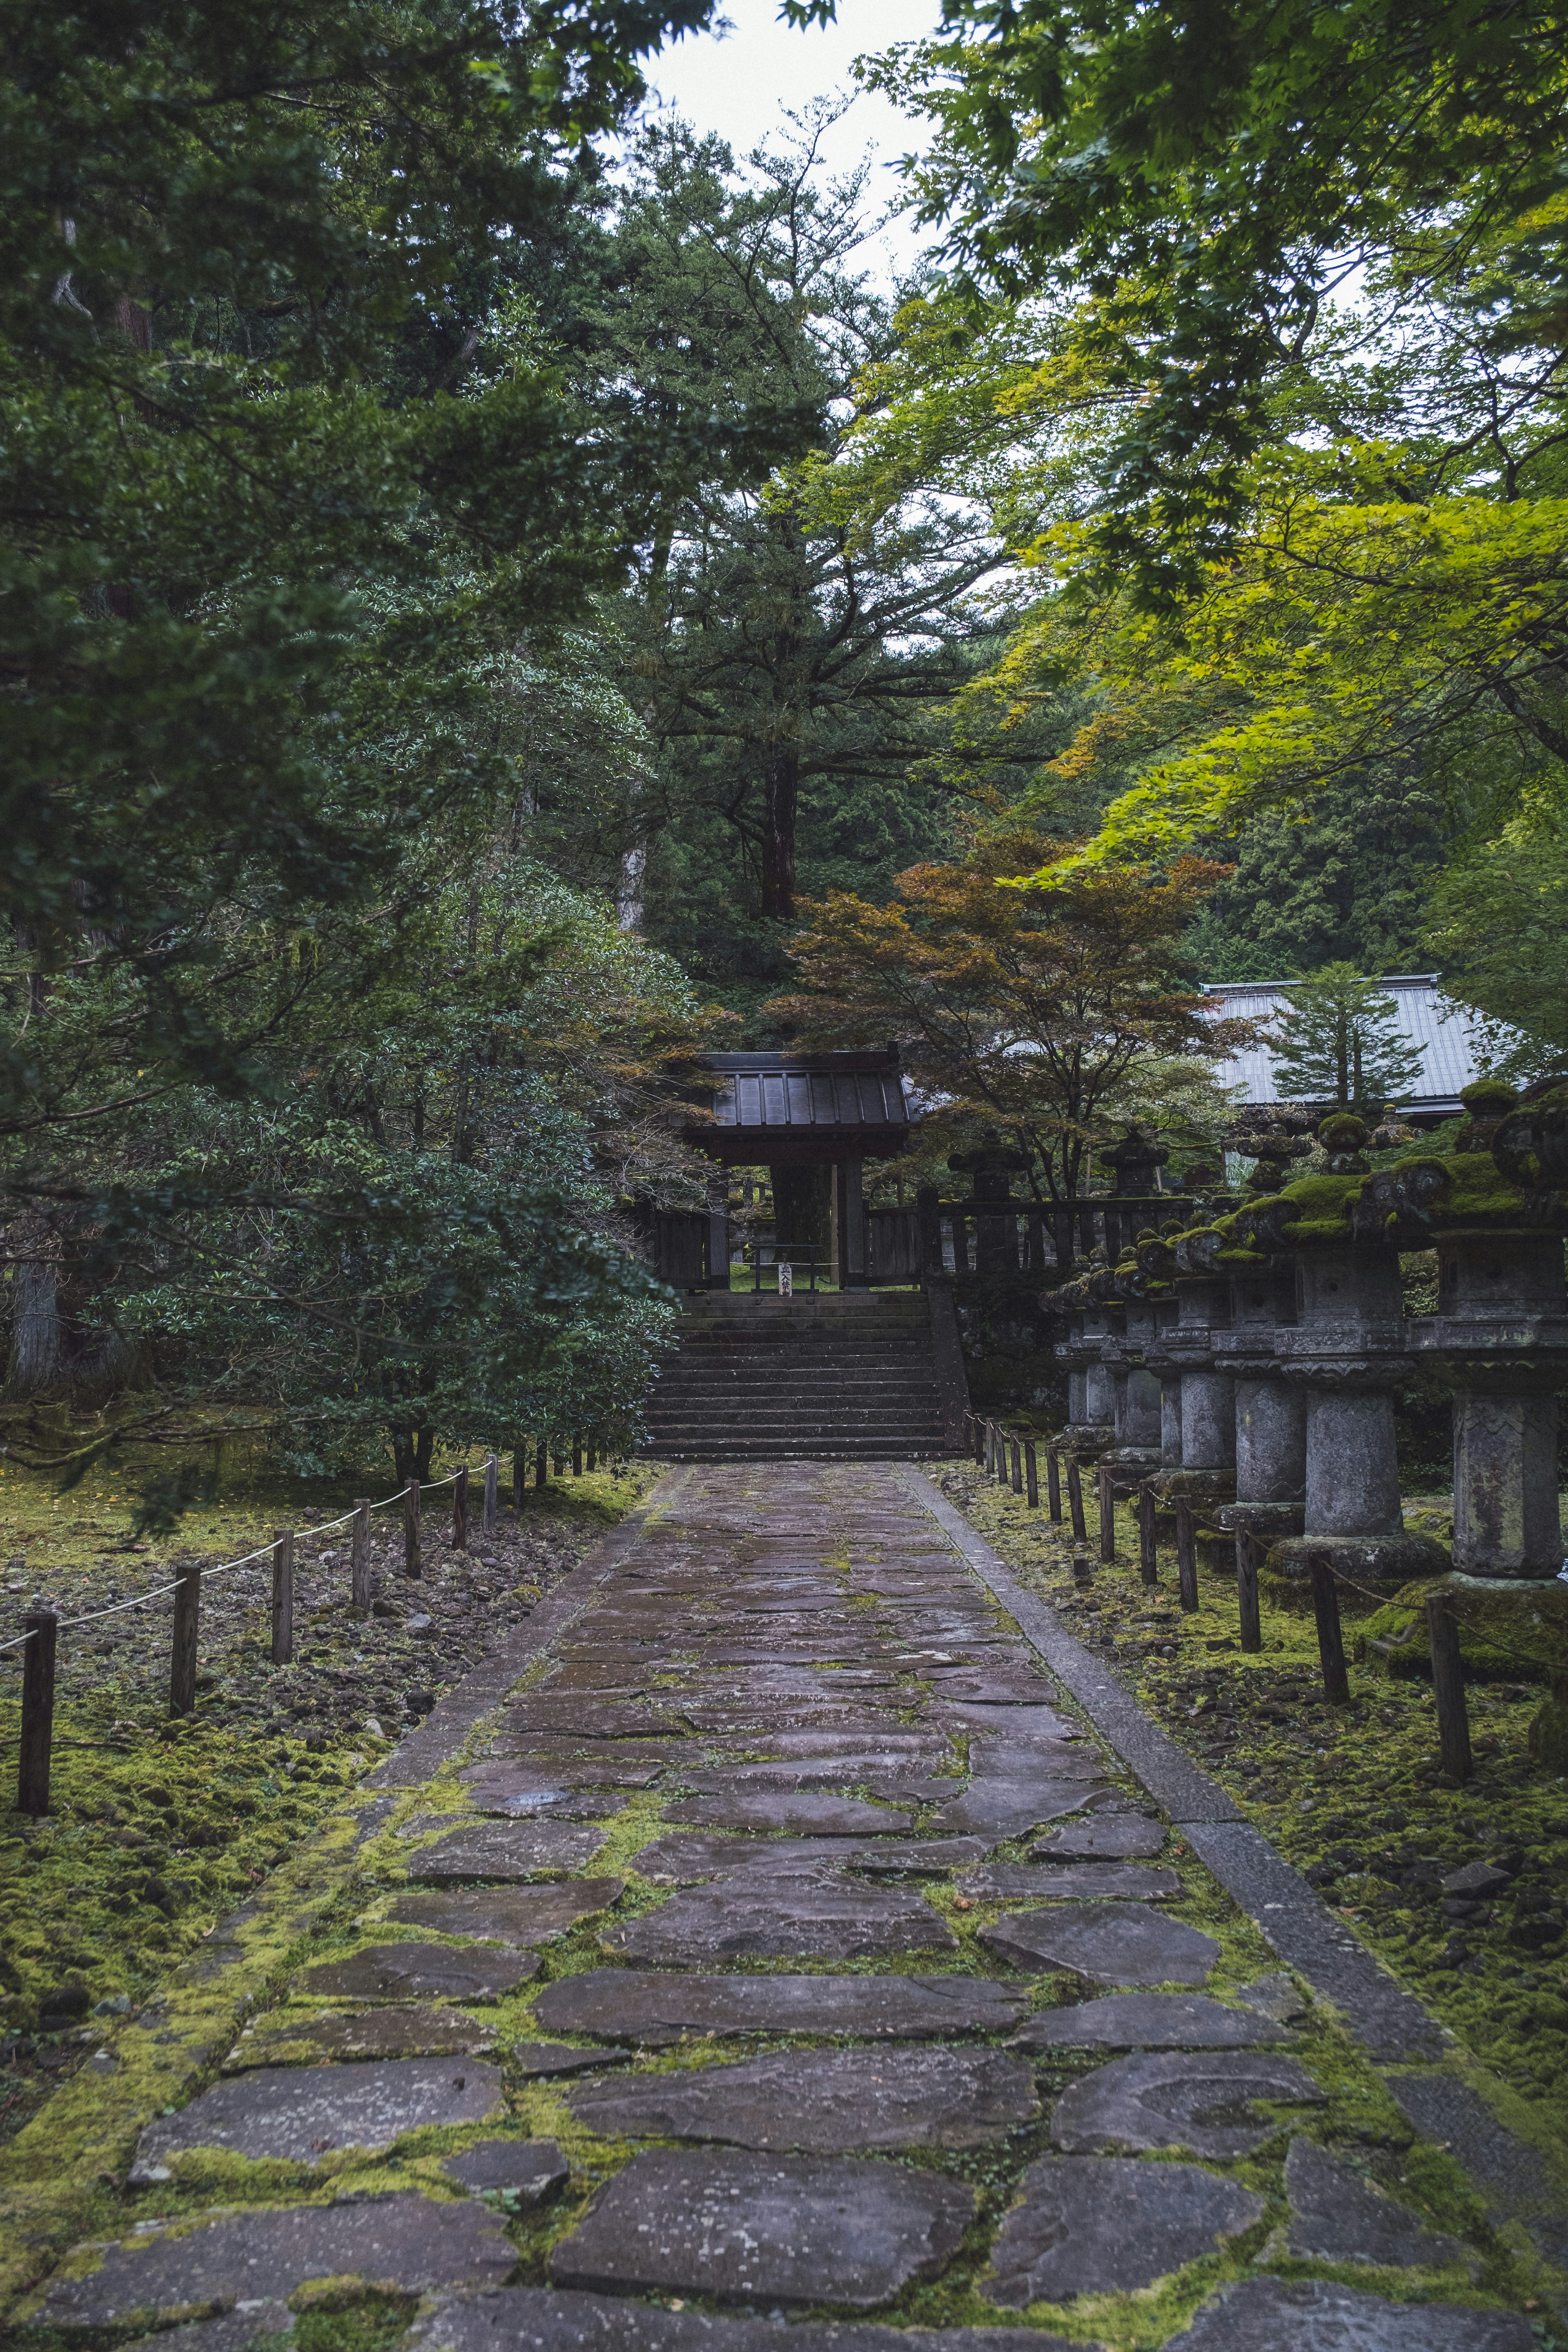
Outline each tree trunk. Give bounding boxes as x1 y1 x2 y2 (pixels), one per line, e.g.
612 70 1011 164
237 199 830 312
7 1214 60 1398
760 740 800 922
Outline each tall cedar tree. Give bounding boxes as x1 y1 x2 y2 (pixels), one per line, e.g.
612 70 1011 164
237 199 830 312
767 832 1249 1201
608 119 1003 936
1266 965 1428 1115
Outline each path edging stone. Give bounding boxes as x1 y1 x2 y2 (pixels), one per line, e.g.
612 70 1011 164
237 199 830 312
898 1466 1568 2281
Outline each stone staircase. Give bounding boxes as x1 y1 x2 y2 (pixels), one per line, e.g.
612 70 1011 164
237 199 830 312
641 1291 955 1461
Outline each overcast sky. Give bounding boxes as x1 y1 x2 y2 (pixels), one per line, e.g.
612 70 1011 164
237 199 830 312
643 0 944 281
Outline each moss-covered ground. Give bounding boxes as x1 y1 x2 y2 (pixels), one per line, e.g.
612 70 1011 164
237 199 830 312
0 1447 656 2145
929 1461 1568 2137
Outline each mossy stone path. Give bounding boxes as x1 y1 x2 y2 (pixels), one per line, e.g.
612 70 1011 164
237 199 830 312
19 1463 1557 2348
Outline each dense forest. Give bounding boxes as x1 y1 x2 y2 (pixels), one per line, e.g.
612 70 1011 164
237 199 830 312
6 0 1568 1495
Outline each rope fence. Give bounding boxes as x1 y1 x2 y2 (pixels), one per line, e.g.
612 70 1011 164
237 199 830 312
4 1427 620 1818
962 1411 1566 1794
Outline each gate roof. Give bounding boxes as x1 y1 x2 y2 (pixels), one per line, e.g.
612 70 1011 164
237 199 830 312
687 1051 915 1165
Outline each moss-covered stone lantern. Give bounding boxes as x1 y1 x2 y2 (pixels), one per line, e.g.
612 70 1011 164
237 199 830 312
1362 1080 1568 1579
1232 1113 1447 1586
1051 1272 1116 1455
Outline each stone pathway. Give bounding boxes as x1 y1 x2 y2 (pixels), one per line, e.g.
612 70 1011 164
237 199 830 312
26 1464 1554 2349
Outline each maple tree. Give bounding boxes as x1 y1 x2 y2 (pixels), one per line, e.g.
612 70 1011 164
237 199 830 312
768 830 1248 1202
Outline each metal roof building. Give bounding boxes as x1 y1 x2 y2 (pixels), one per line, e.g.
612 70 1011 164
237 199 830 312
1201 974 1493 1122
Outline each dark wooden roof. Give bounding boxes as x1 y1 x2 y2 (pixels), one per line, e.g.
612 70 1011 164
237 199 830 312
688 1051 914 1165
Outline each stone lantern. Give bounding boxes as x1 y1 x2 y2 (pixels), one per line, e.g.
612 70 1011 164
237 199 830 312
949 1133 1031 1275
1097 1256 1163 1479
1158 1229 1237 1507
1364 1081 1568 1579
1209 1122 1313 1546
1234 1114 1446 1586
1052 1272 1116 1455
1135 1232 1185 1469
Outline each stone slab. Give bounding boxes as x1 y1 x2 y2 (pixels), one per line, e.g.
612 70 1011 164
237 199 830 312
629 1834 986 1884
980 1903 1219 1986
627 1833 775 1883
1050 2049 1326 2157
1031 1817 1167 1862
738 1731 952 1761
128 2058 505 2178
464 1757 668 1788
385 1884 624 1944
508 2043 634 2079
602 1871 958 1964
498 1702 684 1740
37 2192 515 2327
1284 2136 1470 2267
406 1824 609 1880
225 2006 495 2069
675 1763 952 1795
1160 2277 1531 2350
566 2047 1038 2151
409 2285 1089 2352
546 2148 976 2308
964 1737 1104 1779
847 1838 993 1876
960 1862 1182 1902
442 2139 570 2206
984 2156 1263 2302
459 1771 650 1813
535 1969 1029 2047
295 1942 539 2002
660 1793 914 1835
1013 1994 1290 2054
932 1782 1111 1839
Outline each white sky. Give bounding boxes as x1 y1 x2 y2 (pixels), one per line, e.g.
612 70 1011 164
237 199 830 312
642 0 945 282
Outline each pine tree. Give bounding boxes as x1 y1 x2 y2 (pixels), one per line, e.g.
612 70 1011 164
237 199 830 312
1267 965 1427 1113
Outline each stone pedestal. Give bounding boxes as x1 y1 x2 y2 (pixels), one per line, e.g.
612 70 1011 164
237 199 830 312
1149 1258 1234 1509
1414 1231 1568 1578
1216 1257 1305 1543
1270 1232 1446 1587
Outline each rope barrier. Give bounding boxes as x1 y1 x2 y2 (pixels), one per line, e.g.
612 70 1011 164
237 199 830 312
0 1468 469 1655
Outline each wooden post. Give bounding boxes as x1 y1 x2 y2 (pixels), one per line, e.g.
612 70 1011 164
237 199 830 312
1175 1498 1199 1613
1308 1550 1350 1704
535 1437 547 1489
1024 1441 1039 1510
572 1435 583 1477
1046 1445 1062 1523
350 1498 371 1614
17 1610 57 1818
587 1443 597 1472
1097 1463 1116 1562
1236 1527 1262 1653
271 1528 294 1665
1138 1484 1158 1586
483 1454 499 1534
512 1448 526 1508
1010 1436 1022 1494
1426 1595 1472 1780
452 1463 468 1551
1066 1454 1087 1543
962 1412 973 1458
972 1416 984 1466
169 1555 201 1718
403 1479 421 1578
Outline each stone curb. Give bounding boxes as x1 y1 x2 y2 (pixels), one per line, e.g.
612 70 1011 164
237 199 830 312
900 1466 1568 2279
0 1473 678 2320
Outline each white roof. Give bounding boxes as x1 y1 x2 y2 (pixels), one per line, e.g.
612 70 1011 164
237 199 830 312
1200 974 1492 1115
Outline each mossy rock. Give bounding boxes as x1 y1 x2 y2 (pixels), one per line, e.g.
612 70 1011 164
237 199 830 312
1359 1572 1568 1684
1234 1171 1365 1250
